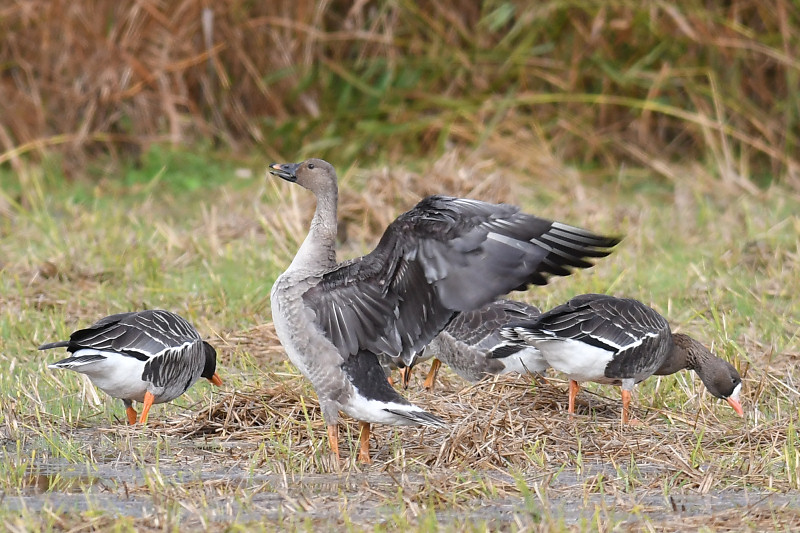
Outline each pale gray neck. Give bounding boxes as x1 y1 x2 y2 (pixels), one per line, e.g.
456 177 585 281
288 188 338 272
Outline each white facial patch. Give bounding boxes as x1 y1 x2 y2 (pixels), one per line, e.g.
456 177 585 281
729 381 742 401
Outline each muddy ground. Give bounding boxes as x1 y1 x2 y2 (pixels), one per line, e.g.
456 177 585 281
4 375 799 530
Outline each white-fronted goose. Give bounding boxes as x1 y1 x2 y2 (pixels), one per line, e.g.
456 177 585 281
417 299 547 390
501 293 744 423
42 310 222 424
268 158 619 463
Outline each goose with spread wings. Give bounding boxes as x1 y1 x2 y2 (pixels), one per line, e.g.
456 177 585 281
42 310 222 425
268 158 619 463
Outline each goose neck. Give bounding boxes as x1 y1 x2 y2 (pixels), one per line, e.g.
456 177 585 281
289 189 338 271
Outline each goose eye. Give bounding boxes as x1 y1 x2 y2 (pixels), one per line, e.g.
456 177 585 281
308 163 315 170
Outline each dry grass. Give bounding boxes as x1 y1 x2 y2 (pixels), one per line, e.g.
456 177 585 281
167 363 791 489
4 362 798 530
1 1 799 187
1 148 799 529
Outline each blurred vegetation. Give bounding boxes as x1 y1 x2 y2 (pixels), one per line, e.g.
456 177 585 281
0 0 798 188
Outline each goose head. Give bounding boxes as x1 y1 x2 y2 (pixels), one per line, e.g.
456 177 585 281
697 356 743 416
269 158 337 196
201 341 223 386
674 333 743 416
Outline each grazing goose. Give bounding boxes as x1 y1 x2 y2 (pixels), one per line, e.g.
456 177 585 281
41 310 223 424
501 294 744 423
268 158 619 463
415 299 547 391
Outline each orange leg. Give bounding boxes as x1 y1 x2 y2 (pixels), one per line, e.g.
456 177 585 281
568 380 580 416
358 421 372 464
422 359 442 391
387 375 395 387
125 406 138 425
621 389 631 424
327 424 340 461
138 391 156 425
399 367 412 390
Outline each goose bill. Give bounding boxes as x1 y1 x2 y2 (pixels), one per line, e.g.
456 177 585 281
726 383 744 416
268 163 299 182
726 397 744 416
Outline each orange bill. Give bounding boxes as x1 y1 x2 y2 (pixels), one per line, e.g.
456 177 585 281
727 396 744 416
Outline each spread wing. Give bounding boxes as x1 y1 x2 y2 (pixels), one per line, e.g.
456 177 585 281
302 196 619 367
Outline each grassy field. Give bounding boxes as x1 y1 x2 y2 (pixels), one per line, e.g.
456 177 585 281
1 147 799 531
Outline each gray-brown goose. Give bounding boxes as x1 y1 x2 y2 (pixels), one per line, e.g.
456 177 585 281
268 158 619 463
501 294 744 423
41 310 222 424
417 299 547 390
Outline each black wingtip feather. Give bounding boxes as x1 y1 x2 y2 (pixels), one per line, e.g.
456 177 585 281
524 224 620 285
488 343 524 359
385 408 446 427
38 340 70 351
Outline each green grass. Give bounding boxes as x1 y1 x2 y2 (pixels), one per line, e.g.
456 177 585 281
1 146 799 530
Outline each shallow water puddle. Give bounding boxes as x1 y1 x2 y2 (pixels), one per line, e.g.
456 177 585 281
3 435 799 527
23 471 102 493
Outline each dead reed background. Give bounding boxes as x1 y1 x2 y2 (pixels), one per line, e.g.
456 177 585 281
1 0 798 187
